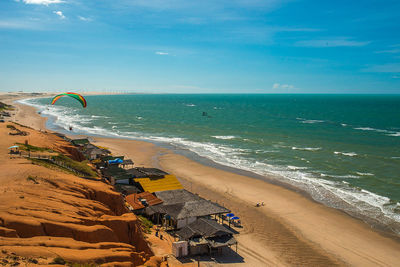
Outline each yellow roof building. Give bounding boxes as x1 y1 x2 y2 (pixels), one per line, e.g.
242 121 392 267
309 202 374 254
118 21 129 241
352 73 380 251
134 174 183 193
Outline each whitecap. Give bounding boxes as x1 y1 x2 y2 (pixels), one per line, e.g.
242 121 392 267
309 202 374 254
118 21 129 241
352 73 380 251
334 151 357 157
185 103 196 107
333 174 360 179
300 119 324 124
292 146 321 151
212 135 236 140
356 172 374 176
387 132 400 137
288 165 308 170
354 127 391 133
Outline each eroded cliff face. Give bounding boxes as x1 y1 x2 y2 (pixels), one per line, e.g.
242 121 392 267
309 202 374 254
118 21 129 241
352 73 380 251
0 124 159 266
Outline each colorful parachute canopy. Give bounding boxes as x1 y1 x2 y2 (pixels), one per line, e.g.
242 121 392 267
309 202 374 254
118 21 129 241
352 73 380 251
51 92 87 108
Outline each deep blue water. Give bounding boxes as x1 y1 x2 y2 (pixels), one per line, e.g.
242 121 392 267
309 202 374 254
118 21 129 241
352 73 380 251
21 94 400 234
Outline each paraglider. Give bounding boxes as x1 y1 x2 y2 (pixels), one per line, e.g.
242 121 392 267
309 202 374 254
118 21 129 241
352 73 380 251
51 92 87 108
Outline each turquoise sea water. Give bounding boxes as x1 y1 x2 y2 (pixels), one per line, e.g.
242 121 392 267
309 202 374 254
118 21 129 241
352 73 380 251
21 94 400 234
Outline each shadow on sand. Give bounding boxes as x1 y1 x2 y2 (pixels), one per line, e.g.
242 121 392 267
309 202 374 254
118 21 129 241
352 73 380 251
175 247 244 265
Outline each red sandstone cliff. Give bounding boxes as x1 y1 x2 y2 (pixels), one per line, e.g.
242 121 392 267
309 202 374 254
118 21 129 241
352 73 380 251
0 124 160 266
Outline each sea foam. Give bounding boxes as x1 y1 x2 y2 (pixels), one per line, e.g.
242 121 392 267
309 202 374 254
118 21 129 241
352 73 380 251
292 146 321 151
212 135 237 140
334 151 358 157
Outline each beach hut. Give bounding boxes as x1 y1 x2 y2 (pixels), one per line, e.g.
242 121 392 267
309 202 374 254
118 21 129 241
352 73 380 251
125 191 163 213
129 168 182 193
101 165 132 185
146 189 230 229
84 147 109 160
120 159 134 169
176 218 237 255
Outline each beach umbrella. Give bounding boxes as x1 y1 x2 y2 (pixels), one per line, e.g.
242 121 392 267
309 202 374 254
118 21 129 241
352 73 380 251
8 145 19 149
226 213 235 217
232 216 240 220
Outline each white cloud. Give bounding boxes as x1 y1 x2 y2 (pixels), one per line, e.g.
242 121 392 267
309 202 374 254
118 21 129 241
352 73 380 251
78 16 92 22
155 51 169 55
53 11 66 19
272 83 294 89
18 0 65 5
296 38 370 47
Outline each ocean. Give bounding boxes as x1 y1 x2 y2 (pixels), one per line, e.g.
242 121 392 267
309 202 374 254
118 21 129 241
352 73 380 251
20 94 400 234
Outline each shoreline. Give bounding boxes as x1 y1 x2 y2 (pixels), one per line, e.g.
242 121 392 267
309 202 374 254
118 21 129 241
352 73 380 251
7 94 400 266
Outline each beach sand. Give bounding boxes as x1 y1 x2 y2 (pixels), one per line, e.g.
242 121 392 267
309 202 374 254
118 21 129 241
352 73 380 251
5 94 400 266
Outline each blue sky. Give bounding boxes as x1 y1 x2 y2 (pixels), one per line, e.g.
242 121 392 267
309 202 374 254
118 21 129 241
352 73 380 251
0 0 399 93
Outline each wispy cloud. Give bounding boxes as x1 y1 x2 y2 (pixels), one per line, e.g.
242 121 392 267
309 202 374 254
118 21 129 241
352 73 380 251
16 0 65 5
295 37 370 47
0 20 41 30
375 49 400 54
363 63 400 73
375 44 400 54
78 16 92 22
272 83 294 89
53 11 66 19
155 51 169 55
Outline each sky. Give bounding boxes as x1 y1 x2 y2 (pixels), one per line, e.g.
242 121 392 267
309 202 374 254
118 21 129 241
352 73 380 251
0 0 399 94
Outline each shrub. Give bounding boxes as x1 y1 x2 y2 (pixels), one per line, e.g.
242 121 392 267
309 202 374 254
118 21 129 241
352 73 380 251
138 215 153 234
16 143 52 152
27 176 39 184
51 257 66 265
52 154 97 178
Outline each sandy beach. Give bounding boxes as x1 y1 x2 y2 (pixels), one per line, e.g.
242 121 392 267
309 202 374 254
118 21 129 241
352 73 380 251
4 94 400 266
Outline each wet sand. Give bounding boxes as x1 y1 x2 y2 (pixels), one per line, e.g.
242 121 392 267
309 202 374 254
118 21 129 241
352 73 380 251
7 94 400 266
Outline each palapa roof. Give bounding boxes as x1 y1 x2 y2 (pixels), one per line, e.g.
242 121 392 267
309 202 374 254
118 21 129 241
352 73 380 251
148 190 230 219
176 218 234 240
134 175 183 193
155 189 203 205
125 191 163 210
149 200 229 219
